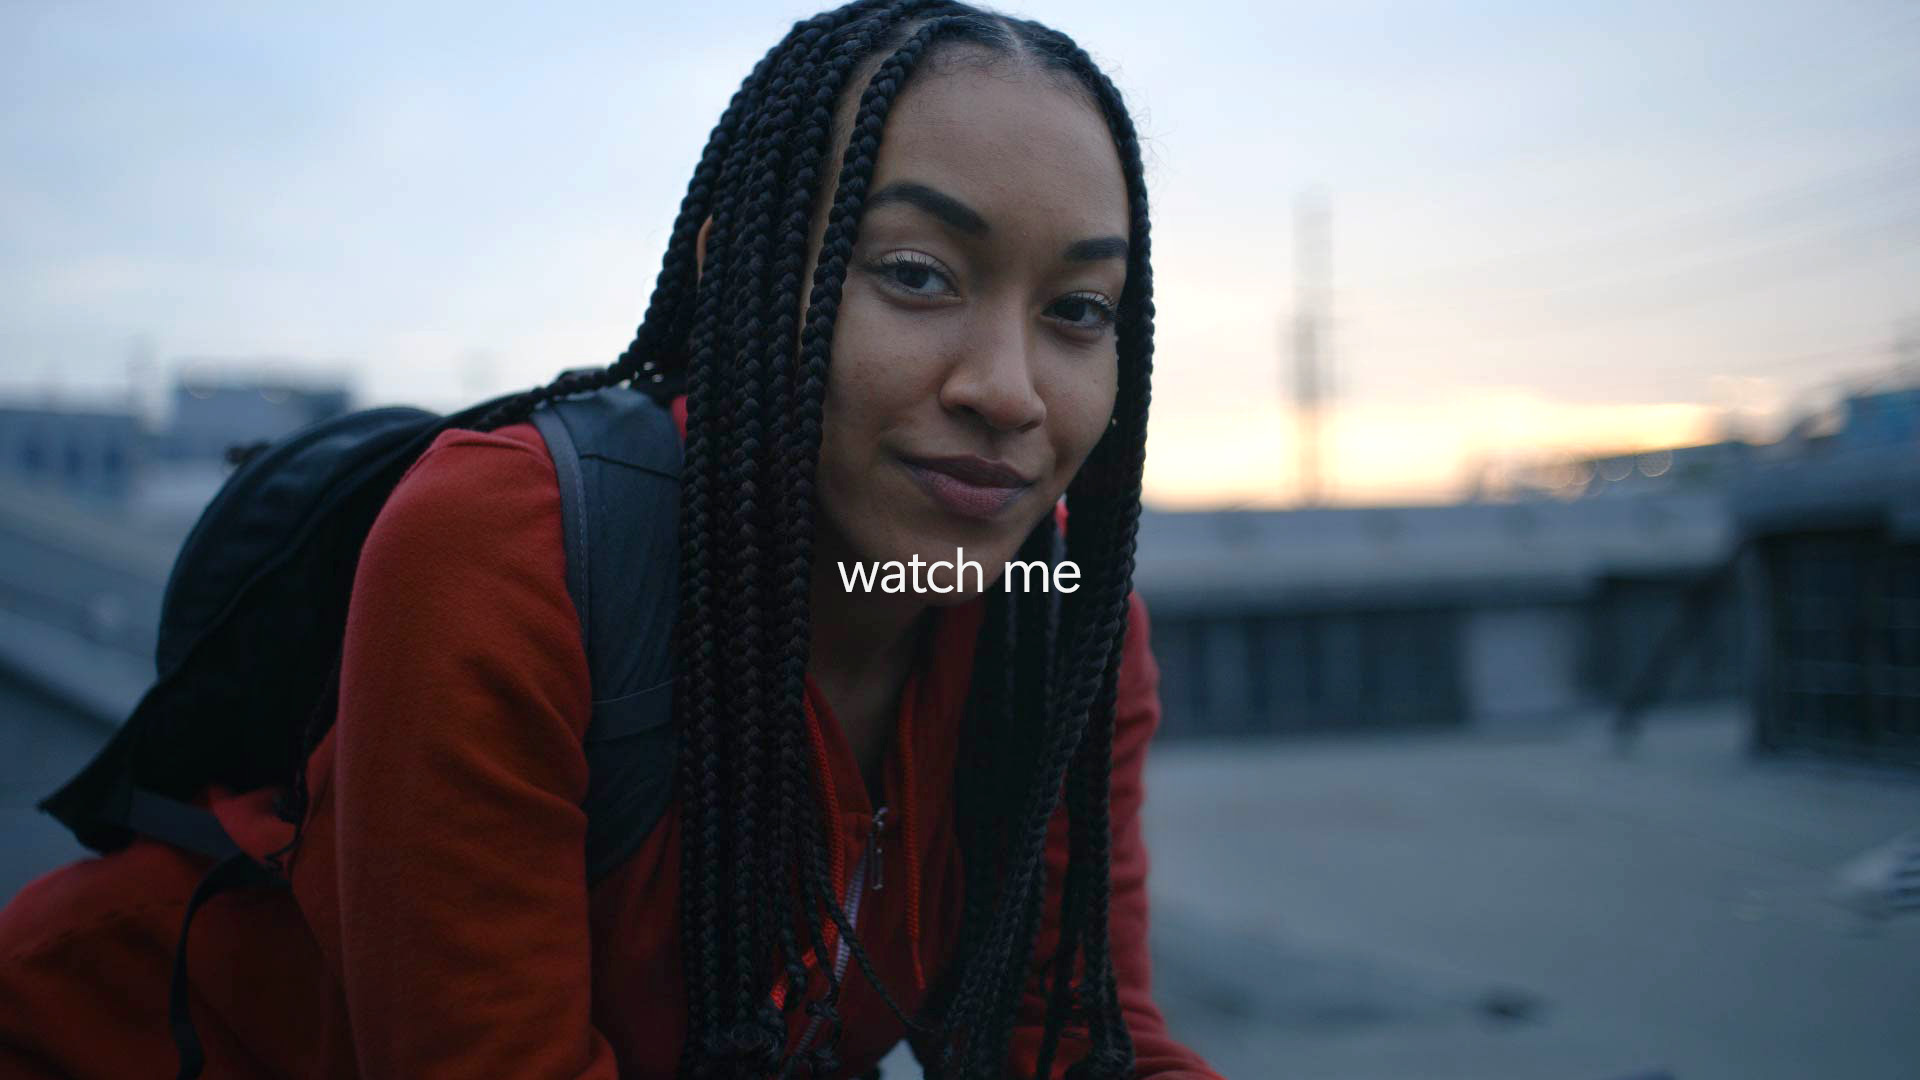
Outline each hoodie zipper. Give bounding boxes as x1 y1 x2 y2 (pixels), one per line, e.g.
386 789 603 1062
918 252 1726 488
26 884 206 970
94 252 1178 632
792 807 887 1058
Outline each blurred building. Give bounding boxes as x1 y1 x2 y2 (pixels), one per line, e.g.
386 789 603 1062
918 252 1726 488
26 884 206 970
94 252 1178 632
1735 443 1920 769
0 404 145 504
1132 495 1742 739
161 374 351 463
0 371 354 539
1815 383 1920 456
1135 373 1919 749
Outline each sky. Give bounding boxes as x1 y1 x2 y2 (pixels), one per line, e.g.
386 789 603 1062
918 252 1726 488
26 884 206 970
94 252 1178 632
3 0 1916 507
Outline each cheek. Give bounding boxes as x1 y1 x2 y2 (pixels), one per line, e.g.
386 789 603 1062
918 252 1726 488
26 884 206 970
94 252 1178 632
820 283 954 430
1045 352 1120 476
813 290 928 524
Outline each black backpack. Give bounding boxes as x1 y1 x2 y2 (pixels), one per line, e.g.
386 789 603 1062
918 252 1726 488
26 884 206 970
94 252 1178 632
37 380 684 1078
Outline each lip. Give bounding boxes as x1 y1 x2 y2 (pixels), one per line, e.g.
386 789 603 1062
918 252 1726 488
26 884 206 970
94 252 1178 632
901 454 1036 520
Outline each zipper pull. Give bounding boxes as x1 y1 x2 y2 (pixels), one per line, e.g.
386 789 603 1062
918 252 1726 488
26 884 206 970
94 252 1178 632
870 806 889 892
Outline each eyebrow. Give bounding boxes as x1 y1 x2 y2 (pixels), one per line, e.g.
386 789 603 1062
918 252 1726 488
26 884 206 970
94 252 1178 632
869 182 988 235
1063 236 1128 263
868 180 1129 263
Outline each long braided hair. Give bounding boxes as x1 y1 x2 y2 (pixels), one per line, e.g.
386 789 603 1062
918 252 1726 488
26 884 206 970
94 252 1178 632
475 4 1154 1076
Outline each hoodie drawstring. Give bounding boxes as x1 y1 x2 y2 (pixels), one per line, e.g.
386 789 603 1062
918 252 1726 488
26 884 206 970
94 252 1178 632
771 686 928 1009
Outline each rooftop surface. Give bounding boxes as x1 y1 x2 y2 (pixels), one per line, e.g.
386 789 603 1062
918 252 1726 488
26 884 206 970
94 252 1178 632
885 707 1920 1079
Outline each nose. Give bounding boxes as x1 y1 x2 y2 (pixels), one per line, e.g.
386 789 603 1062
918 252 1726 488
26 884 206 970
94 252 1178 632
937 307 1046 434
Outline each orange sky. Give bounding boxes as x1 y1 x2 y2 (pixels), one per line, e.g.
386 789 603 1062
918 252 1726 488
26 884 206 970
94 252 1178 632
1142 391 1736 508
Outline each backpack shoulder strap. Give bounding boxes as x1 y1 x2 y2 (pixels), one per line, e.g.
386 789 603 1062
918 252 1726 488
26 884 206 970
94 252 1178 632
530 384 682 886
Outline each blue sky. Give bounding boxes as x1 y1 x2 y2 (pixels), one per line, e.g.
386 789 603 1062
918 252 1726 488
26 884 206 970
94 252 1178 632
4 0 1916 504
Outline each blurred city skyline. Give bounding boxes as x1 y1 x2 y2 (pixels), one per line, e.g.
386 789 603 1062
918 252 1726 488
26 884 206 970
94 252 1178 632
3 0 1917 507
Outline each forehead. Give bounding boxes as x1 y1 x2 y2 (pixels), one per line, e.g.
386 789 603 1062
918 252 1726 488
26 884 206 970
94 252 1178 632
865 55 1128 240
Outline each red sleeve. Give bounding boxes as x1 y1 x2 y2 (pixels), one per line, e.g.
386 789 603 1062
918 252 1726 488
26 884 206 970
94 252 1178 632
1006 592 1224 1079
329 425 619 1078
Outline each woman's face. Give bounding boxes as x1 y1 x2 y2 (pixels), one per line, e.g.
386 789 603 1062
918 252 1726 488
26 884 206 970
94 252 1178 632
809 54 1130 602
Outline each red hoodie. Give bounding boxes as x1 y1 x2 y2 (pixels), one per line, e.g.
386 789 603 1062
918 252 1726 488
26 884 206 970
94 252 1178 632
0 420 1222 1079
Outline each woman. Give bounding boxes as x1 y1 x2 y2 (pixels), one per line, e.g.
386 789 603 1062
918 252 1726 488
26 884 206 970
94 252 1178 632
0 2 1220 1077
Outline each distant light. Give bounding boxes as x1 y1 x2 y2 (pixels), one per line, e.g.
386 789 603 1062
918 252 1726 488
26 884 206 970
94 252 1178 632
1638 449 1673 478
1599 458 1634 482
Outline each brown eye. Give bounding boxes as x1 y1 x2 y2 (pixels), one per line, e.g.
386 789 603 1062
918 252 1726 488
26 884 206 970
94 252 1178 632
891 264 936 291
1047 292 1117 333
866 251 956 298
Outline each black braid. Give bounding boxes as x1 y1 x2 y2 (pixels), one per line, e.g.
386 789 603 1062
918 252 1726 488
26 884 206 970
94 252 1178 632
680 43 761 1068
654 6 1158 1078
1035 24 1155 1076
677 6 928 1073
771 15 972 1049
761 20 867 1070
925 15 1155 1078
